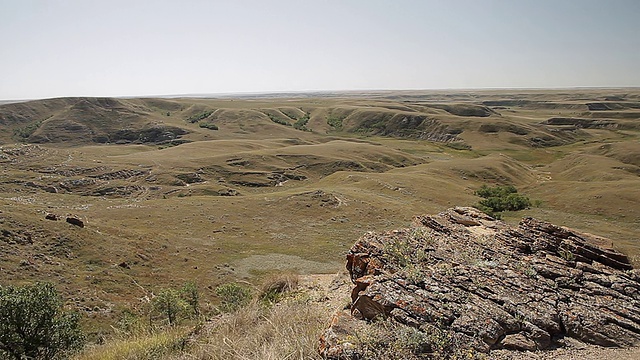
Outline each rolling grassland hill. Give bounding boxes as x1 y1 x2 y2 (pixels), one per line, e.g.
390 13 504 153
0 88 639 358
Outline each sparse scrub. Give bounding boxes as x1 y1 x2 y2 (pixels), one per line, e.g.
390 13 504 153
266 113 291 126
384 237 414 268
382 228 435 285
214 283 251 313
114 308 148 337
76 282 201 359
198 122 218 130
187 111 213 123
280 109 299 120
150 282 202 326
181 281 200 318
152 288 188 326
354 319 430 359
293 112 311 130
352 318 474 360
13 120 44 140
0 282 85 360
326 114 344 130
403 263 427 284
384 228 433 269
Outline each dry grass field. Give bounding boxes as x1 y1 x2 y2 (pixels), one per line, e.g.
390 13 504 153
1 88 639 357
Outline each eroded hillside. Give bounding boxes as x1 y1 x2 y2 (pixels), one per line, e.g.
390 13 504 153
1 89 639 338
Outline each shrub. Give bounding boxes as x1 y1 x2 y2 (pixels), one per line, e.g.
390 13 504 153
152 289 187 326
186 111 213 123
13 120 43 140
475 184 531 215
475 184 517 198
354 319 456 360
198 122 218 130
266 113 291 126
115 308 147 336
215 283 252 313
0 282 84 360
181 281 200 318
326 115 344 130
293 113 310 130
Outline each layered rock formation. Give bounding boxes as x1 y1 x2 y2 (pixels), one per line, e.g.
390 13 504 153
320 207 640 359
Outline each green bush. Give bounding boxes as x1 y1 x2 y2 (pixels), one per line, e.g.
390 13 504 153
0 282 84 360
181 281 200 318
293 113 310 130
326 115 344 130
152 289 188 326
266 113 291 126
13 120 43 140
186 111 213 123
475 184 517 198
475 184 531 215
198 122 218 130
215 283 251 313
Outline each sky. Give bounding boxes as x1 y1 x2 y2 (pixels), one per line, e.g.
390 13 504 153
1 0 639 100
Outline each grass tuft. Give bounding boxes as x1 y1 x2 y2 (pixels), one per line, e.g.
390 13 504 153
185 298 326 360
74 328 189 360
258 273 299 304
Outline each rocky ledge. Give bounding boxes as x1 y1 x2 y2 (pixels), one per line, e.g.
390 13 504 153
320 207 640 359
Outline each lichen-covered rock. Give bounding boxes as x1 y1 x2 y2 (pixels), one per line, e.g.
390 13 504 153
320 207 640 359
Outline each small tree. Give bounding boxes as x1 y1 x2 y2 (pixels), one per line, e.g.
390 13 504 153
181 281 200 318
152 288 187 326
0 282 84 360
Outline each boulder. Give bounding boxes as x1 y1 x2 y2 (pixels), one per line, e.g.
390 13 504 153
45 213 58 221
65 216 84 228
320 207 640 359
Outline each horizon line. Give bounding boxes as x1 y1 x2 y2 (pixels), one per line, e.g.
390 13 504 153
3 85 640 103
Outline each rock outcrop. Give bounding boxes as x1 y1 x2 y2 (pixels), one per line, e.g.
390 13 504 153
320 207 640 359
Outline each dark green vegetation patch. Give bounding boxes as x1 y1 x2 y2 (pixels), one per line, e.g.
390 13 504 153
475 184 532 216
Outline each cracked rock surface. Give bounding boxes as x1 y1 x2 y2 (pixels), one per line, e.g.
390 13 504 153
320 207 640 359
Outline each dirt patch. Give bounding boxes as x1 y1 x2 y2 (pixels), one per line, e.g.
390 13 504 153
232 253 342 278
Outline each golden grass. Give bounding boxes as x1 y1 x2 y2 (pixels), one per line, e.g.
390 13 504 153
72 274 330 360
181 298 328 360
74 327 190 360
258 273 300 300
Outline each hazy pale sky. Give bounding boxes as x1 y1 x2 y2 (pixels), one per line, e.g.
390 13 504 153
1 0 639 100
